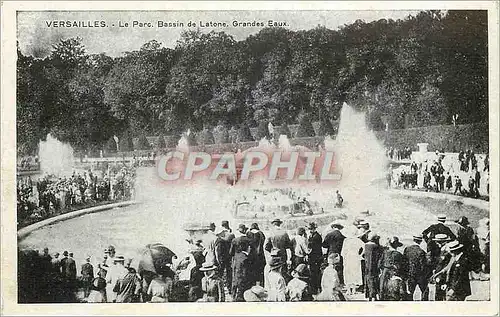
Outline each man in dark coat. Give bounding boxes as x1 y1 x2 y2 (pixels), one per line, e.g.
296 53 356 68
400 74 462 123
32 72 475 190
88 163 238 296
322 222 346 284
61 251 76 281
422 215 456 268
229 224 251 258
219 221 235 292
81 255 94 297
231 238 253 302
247 223 266 286
404 235 429 300
264 219 293 263
445 242 471 301
307 222 322 294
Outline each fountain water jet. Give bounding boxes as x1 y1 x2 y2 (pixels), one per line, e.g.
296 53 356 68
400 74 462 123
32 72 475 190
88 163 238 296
38 134 74 176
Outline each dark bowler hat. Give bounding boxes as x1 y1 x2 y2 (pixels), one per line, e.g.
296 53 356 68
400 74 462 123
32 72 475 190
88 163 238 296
238 224 248 232
63 251 68 256
221 220 230 228
271 218 283 225
250 223 260 230
389 237 403 248
307 222 317 230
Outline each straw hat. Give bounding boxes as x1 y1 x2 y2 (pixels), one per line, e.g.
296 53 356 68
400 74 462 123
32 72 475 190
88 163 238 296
199 262 217 271
292 264 310 279
433 234 450 242
243 285 268 302
437 214 447 222
113 255 125 263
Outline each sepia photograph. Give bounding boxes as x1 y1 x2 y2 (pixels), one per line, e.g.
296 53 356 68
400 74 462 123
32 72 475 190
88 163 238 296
1 1 499 315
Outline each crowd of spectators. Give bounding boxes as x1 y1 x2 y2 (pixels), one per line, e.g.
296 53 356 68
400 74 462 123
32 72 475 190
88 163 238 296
17 166 135 227
387 147 413 161
389 150 489 199
19 214 490 303
17 155 40 171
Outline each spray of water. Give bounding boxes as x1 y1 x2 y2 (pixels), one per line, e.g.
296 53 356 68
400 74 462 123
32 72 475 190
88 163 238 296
38 134 74 176
20 104 445 265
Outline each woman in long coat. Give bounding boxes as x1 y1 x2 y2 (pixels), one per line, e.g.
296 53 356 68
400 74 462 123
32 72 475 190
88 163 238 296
341 234 365 295
364 233 383 301
378 237 408 301
316 253 346 301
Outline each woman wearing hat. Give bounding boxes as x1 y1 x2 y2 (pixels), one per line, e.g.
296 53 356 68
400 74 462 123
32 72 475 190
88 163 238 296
147 270 174 302
316 253 345 301
266 256 286 302
199 262 225 302
87 264 108 303
378 237 408 301
286 263 313 301
244 285 268 302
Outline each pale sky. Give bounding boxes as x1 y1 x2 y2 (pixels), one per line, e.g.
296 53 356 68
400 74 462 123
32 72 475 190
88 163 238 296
17 10 421 57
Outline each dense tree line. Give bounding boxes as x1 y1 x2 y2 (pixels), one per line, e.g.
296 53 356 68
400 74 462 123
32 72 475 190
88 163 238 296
17 10 488 154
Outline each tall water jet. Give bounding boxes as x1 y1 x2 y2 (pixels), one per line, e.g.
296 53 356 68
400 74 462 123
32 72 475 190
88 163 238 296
332 103 388 187
38 134 74 176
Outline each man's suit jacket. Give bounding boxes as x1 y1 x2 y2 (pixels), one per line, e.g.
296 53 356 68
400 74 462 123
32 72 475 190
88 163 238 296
322 229 345 255
307 231 323 263
231 251 252 291
422 223 457 242
229 235 251 257
447 254 471 298
264 228 292 261
247 229 266 266
403 244 428 280
61 257 76 279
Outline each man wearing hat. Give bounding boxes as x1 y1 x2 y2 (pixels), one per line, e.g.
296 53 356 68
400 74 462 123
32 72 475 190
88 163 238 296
455 216 479 271
199 262 225 302
307 222 323 294
265 219 293 264
247 223 266 286
422 215 456 269
445 242 471 301
218 220 235 289
404 234 429 300
229 224 251 257
81 255 94 298
322 221 346 284
429 234 452 300
379 237 408 300
203 222 218 268
61 250 77 292
231 237 253 302
423 215 457 244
